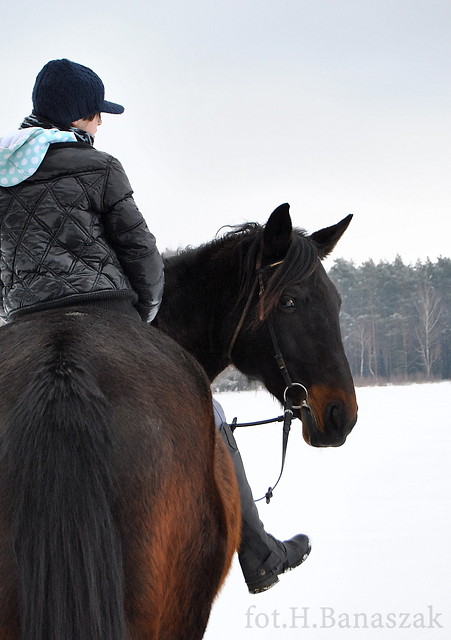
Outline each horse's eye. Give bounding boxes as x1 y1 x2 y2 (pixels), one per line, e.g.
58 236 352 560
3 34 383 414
280 296 296 310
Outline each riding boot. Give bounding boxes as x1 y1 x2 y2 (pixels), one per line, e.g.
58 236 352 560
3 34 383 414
219 419 311 594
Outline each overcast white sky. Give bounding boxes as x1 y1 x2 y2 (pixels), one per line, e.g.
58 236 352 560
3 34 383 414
3 0 450 266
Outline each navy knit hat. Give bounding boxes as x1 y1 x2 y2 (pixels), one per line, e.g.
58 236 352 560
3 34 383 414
32 58 124 125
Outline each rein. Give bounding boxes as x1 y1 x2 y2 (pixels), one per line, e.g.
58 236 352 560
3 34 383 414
226 252 314 503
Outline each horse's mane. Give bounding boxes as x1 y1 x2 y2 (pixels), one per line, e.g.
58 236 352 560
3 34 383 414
164 221 319 325
218 222 320 324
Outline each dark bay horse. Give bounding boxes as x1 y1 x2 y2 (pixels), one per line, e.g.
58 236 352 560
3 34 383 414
0 203 356 640
156 203 357 447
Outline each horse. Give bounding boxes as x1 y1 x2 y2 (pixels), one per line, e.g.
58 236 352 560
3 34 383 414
156 203 357 447
0 203 357 640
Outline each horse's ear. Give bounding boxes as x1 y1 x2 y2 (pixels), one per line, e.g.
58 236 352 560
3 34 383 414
262 203 293 261
309 214 353 259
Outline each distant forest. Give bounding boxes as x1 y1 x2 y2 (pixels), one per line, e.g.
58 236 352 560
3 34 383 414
213 256 451 391
329 256 451 383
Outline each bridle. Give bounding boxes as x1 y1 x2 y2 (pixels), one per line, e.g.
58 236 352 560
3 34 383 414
226 252 314 503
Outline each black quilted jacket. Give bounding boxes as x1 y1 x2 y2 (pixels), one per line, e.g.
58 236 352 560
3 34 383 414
0 141 164 322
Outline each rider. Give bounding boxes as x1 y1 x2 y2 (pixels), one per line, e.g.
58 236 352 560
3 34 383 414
213 399 311 593
0 58 311 594
0 58 163 323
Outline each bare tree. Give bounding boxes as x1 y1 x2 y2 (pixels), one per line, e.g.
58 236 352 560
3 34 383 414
414 281 443 378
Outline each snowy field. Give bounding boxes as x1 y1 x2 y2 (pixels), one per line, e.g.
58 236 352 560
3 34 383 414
205 382 451 640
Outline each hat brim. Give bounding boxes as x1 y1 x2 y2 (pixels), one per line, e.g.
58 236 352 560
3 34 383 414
100 100 124 114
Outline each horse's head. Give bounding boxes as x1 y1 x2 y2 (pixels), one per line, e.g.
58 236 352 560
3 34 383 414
230 204 358 447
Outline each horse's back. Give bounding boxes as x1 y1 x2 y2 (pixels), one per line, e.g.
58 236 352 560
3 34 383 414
0 308 240 640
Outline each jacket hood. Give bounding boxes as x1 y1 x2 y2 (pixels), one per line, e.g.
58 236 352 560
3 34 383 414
0 127 76 187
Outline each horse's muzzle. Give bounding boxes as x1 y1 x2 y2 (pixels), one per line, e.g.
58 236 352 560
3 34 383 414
300 400 357 448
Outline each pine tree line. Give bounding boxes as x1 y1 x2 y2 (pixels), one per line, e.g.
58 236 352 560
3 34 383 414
329 256 451 383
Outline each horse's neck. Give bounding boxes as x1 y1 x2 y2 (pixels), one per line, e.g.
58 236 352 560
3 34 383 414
156 245 237 381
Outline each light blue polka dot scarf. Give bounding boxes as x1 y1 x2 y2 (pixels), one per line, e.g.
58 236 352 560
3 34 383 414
0 127 76 187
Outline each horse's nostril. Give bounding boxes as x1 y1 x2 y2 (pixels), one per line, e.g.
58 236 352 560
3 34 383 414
325 399 356 442
327 402 343 429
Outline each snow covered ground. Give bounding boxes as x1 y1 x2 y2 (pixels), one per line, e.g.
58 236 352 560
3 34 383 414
205 382 451 640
